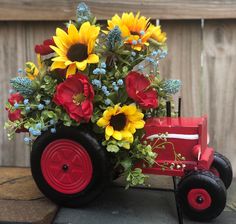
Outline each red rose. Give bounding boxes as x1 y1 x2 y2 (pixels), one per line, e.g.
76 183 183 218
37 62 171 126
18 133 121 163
8 109 22 121
6 93 24 122
35 38 55 55
8 93 24 106
53 73 94 123
125 71 158 109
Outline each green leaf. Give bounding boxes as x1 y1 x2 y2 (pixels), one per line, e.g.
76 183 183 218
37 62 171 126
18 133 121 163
107 144 120 153
120 158 132 171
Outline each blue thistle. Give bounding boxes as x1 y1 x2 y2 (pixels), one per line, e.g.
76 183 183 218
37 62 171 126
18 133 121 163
10 77 34 96
163 79 182 95
107 26 122 51
76 2 91 23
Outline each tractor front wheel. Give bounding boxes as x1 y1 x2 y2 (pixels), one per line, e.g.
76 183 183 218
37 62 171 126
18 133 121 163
178 171 226 221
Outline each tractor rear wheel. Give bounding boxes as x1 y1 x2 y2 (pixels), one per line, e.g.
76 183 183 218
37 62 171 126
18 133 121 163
210 152 233 189
31 125 111 207
178 171 226 221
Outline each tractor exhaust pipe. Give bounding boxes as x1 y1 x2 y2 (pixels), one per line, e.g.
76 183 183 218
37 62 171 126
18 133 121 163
178 97 181 117
166 101 171 117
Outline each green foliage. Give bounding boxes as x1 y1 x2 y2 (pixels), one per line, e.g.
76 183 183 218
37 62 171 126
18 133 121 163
10 77 35 96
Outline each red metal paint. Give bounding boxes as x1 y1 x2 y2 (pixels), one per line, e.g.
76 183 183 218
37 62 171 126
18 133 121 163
41 139 93 194
139 116 214 176
187 189 212 211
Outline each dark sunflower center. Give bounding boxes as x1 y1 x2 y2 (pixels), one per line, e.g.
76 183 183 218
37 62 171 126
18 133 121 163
67 43 88 62
110 113 127 131
131 31 140 36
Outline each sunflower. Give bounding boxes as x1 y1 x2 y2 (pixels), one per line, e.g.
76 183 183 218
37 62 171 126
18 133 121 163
107 12 152 51
50 22 100 77
97 104 145 145
148 24 167 43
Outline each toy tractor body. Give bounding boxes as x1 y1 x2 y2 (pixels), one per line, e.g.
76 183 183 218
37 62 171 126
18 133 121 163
30 114 233 222
141 116 213 177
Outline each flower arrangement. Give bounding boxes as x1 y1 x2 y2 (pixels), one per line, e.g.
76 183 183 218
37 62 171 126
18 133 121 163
5 3 181 187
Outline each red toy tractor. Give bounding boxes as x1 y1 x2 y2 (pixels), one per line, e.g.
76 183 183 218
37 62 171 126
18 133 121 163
30 102 233 222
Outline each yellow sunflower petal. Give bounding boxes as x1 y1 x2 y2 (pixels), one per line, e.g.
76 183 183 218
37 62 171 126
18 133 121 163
121 104 137 115
50 45 66 56
76 60 87 71
50 61 67 71
106 126 114 136
97 117 109 127
53 36 67 52
66 63 76 77
87 54 99 64
112 131 122 140
56 28 72 47
133 120 145 129
52 56 68 62
68 24 80 44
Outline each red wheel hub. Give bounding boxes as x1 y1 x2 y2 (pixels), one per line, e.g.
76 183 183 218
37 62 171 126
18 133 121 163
187 189 212 211
41 139 93 194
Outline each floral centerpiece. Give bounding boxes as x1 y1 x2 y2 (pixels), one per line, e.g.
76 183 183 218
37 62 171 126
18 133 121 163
5 3 181 188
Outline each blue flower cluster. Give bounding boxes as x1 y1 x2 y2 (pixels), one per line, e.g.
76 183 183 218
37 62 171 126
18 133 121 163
101 86 110 96
112 79 123 92
76 2 91 23
91 79 101 88
93 62 106 75
107 26 122 50
163 79 182 94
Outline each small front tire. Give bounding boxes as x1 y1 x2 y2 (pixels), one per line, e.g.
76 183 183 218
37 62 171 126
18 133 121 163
178 171 226 221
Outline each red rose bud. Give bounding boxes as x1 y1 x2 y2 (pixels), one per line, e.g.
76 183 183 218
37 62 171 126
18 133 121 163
125 71 158 109
8 109 22 121
53 73 94 123
8 92 24 105
35 38 55 55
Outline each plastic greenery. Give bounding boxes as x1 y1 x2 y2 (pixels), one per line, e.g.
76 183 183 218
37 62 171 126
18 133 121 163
5 3 181 188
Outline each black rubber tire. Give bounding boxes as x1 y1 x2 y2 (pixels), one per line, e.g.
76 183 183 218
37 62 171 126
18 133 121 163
30 125 111 208
178 171 227 221
211 152 233 189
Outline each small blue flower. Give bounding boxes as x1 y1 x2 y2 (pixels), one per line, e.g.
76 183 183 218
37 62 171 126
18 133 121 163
17 68 23 74
114 86 119 92
93 68 100 75
32 129 41 136
104 90 110 96
14 103 19 109
50 128 56 133
131 51 136 57
49 119 55 125
100 68 106 75
37 104 44 110
151 51 158 56
35 123 42 130
138 65 144 71
23 99 29 105
105 99 111 105
24 137 31 144
102 86 108 92
138 39 142 44
132 40 137 45
112 82 117 87
25 106 30 112
140 30 145 35
92 79 101 88
101 62 106 68
117 79 123 86
29 127 34 133
77 17 82 22
44 99 50 105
